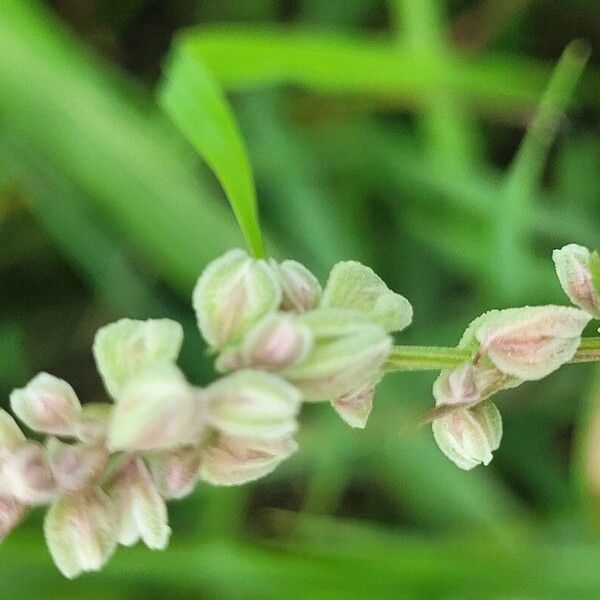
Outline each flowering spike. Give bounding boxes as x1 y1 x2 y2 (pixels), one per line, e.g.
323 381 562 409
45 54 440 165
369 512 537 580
108 364 197 451
331 385 375 429
473 306 591 380
432 401 502 470
203 370 301 439
553 244 600 319
199 434 298 486
270 259 321 312
94 318 183 399
192 249 281 349
9 373 81 436
44 487 117 579
321 261 413 333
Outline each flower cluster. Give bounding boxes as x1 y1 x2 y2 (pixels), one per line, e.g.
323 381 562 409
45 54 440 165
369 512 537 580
430 243 600 470
0 249 412 577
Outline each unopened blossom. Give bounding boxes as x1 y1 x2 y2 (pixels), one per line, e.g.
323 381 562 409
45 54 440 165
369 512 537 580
553 244 600 319
203 369 301 439
44 487 118 579
270 258 321 313
0 409 26 450
10 373 82 436
193 249 281 349
432 401 502 471
74 402 112 444
0 495 26 542
331 384 376 429
94 318 184 399
148 446 203 500
107 458 170 550
199 433 298 486
321 260 413 333
108 363 197 451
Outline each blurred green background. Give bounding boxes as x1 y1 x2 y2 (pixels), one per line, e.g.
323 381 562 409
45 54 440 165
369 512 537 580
1 0 600 597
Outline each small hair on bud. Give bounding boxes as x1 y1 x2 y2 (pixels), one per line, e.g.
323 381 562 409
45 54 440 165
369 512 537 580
94 318 183 399
270 259 322 313
432 401 502 470
10 373 82 436
192 249 282 349
331 384 375 429
203 370 301 439
0 495 26 543
44 487 117 579
199 433 298 486
148 446 203 500
553 244 600 319
321 261 413 333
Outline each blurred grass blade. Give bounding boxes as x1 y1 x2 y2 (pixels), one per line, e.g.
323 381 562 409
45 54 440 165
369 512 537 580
159 42 265 258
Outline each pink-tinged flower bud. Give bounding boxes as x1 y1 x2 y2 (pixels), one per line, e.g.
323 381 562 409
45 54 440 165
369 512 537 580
9 373 82 436
107 458 170 550
44 487 117 579
241 314 313 371
94 318 183 399
433 362 480 407
473 306 591 380
74 402 112 444
193 249 281 349
432 401 502 470
331 384 375 429
199 433 298 486
284 308 391 401
0 495 26 542
0 409 25 449
46 438 108 493
2 442 57 505
203 370 301 439
148 446 203 500
108 364 197 452
270 259 321 313
321 261 413 333
553 244 600 319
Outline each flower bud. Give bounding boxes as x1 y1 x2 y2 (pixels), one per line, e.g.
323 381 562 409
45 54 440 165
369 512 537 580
473 306 591 380
46 438 108 493
108 364 197 451
44 487 117 579
9 373 82 436
203 370 301 439
199 433 298 486
0 409 25 449
433 362 480 407
241 314 313 371
0 495 26 542
331 384 375 429
321 261 413 333
107 458 170 550
2 442 57 505
553 244 600 319
284 308 392 401
148 446 203 500
74 402 112 444
270 259 321 312
432 401 502 470
94 318 183 399
192 249 281 349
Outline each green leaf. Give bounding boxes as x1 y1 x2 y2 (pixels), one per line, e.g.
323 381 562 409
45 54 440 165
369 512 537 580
159 40 265 258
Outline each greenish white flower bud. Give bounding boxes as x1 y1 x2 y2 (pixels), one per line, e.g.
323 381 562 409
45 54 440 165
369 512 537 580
44 487 117 579
107 458 170 550
321 261 412 333
0 495 26 542
10 373 82 436
432 401 502 470
148 446 203 500
46 438 108 493
0 409 25 449
199 433 298 486
270 259 321 313
108 364 197 451
94 318 183 399
193 249 281 349
331 384 375 429
284 308 392 401
472 306 590 380
203 370 301 439
74 402 112 444
553 244 600 319
433 362 480 408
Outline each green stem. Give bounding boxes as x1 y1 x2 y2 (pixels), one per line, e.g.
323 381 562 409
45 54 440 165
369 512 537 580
385 336 600 372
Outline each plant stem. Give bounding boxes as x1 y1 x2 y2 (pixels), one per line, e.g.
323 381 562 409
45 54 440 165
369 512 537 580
385 336 600 372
